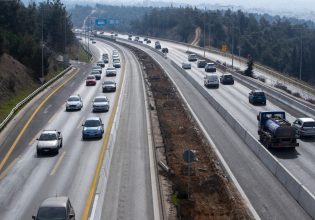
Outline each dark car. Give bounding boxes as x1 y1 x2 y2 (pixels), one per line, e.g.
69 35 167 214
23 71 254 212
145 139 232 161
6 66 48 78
249 90 266 105
162 48 169 53
82 117 104 139
220 74 234 85
96 61 105 68
33 196 75 220
205 62 216 72
102 80 116 92
146 39 151 43
197 60 207 68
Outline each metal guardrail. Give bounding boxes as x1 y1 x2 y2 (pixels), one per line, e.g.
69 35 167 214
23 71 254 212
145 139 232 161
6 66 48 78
0 66 72 132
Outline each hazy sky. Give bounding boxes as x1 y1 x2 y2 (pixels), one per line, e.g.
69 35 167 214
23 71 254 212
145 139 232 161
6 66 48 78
136 0 315 12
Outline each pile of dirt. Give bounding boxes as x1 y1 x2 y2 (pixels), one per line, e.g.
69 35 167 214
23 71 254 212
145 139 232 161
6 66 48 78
0 53 38 104
127 45 254 219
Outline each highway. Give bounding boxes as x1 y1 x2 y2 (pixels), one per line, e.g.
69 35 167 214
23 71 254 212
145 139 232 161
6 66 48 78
0 39 155 219
113 35 312 219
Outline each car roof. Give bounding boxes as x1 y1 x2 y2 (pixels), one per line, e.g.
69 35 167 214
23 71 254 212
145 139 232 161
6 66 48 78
222 73 232 76
87 75 96 78
205 73 218 76
94 96 108 101
298 118 315 122
253 89 264 93
86 116 101 121
198 60 206 62
103 80 115 83
41 130 57 134
206 62 215 65
40 196 68 208
68 95 80 98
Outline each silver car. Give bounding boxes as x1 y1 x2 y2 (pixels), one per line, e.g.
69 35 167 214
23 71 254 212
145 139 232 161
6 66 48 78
293 118 315 137
92 96 110 112
36 130 63 156
113 60 121 68
102 80 116 92
182 62 191 69
32 196 75 220
106 67 117 76
65 95 83 111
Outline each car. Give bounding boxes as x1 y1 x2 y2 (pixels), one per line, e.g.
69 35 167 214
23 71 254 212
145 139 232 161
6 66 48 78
155 44 161 49
139 41 143 43
133 38 139 42
144 37 148 41
135 36 139 40
293 118 315 138
91 70 101 80
65 95 83 111
103 57 109 63
106 67 117 76
113 58 120 63
146 39 151 43
82 117 104 139
205 62 216 72
102 80 116 92
86 75 97 86
188 53 197 61
182 62 191 69
128 37 132 40
92 96 110 112
32 196 75 220
197 59 207 68
102 53 109 59
114 33 118 36
92 66 102 74
220 73 234 85
162 48 169 53
36 130 63 156
248 90 266 105
112 54 120 60
92 40 96 44
96 60 105 68
204 73 219 88
113 60 121 68
128 34 132 38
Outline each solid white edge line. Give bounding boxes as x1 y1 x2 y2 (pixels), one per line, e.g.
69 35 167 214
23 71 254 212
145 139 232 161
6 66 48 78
89 194 99 220
150 54 260 220
137 53 162 220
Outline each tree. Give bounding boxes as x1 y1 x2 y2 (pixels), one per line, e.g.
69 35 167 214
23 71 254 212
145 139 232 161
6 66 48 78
244 55 254 77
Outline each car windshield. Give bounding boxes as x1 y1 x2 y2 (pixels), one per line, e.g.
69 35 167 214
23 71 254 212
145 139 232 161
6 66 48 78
37 207 66 220
39 133 57 141
107 68 115 71
68 97 79 102
84 120 101 127
94 98 107 102
254 92 265 96
224 75 233 79
303 122 315 128
87 76 95 80
113 60 120 63
103 81 114 85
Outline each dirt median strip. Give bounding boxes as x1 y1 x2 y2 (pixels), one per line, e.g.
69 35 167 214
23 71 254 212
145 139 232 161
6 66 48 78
124 44 254 219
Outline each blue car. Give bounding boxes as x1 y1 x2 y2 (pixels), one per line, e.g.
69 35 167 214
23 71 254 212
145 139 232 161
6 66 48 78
249 89 266 105
82 117 104 140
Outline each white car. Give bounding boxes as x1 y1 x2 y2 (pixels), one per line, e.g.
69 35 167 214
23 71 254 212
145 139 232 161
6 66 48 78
106 67 117 76
182 62 191 69
113 60 121 68
293 118 315 137
204 73 219 88
92 96 110 112
65 95 83 111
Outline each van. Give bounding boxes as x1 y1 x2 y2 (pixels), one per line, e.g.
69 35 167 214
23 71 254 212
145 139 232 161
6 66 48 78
204 73 219 88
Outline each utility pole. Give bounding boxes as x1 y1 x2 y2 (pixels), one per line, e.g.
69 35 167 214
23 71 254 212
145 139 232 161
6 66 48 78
299 35 303 80
231 7 234 68
41 7 44 83
203 7 206 57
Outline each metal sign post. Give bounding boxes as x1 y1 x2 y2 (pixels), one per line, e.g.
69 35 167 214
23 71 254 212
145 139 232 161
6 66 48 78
183 149 195 199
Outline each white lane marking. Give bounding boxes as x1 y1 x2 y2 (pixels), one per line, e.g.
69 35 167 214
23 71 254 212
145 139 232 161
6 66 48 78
77 117 85 129
43 104 52 114
0 157 19 180
70 82 76 87
50 151 66 176
29 131 42 145
90 194 99 220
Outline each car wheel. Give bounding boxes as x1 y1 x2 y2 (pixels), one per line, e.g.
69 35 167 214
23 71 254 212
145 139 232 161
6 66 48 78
60 140 63 148
55 148 59 155
37 150 41 157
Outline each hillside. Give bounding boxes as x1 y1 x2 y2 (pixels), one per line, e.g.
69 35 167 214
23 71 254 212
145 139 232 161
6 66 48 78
0 53 38 121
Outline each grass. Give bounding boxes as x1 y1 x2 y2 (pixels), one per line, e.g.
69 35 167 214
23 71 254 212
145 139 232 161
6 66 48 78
77 46 91 63
0 87 37 123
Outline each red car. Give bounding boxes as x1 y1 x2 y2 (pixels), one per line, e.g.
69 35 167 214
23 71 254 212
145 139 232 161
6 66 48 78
86 75 97 86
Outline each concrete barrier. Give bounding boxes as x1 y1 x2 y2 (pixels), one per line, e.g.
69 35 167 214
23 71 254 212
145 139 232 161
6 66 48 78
257 147 278 175
299 186 315 218
275 164 301 199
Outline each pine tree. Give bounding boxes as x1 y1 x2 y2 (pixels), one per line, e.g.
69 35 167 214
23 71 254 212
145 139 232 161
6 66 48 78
244 55 254 77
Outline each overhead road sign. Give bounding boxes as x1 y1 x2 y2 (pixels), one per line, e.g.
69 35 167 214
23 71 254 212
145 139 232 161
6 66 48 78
95 18 120 27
